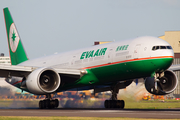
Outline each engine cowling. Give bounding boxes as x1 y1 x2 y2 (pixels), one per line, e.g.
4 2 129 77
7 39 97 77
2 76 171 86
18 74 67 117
26 67 60 95
145 70 178 95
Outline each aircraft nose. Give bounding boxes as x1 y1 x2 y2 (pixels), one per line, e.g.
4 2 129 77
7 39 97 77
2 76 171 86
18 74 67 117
162 49 174 70
167 48 174 58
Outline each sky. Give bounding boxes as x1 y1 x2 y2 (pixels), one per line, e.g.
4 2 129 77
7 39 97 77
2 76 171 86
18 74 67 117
0 0 180 59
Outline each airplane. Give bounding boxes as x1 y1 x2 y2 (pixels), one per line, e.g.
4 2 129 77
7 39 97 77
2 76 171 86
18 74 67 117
1 7 179 109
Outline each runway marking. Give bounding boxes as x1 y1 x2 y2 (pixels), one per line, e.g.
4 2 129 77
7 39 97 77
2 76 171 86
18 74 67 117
86 110 132 113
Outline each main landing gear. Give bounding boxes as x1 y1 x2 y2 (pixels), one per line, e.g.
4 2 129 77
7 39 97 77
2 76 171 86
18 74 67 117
39 94 59 109
104 85 125 109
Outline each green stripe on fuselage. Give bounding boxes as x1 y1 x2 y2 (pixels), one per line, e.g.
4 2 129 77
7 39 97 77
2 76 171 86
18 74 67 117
57 57 173 91
90 57 173 83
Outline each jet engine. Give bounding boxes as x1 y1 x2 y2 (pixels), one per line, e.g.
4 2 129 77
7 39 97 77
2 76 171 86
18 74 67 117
26 67 60 95
145 70 178 95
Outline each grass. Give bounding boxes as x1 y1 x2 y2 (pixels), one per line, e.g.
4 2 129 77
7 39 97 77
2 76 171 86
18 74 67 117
125 99 180 109
0 99 180 109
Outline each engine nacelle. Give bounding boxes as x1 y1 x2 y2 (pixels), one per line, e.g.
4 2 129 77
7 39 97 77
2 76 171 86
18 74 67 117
145 70 178 95
26 67 60 95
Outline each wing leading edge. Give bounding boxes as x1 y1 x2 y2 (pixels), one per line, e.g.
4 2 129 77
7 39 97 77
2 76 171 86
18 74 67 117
0 64 81 78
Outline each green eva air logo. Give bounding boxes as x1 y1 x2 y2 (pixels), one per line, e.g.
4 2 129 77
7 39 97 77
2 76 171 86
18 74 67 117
9 23 19 53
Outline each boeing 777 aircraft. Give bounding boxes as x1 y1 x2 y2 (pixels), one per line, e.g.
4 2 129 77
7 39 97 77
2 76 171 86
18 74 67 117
1 7 179 109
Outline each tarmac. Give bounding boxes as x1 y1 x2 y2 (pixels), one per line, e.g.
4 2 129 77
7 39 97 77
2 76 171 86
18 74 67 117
0 108 180 119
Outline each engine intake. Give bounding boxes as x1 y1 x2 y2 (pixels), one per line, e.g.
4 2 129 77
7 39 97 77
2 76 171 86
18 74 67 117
145 70 178 95
26 67 60 95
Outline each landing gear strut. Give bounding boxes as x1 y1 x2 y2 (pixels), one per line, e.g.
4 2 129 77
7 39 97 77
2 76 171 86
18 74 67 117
39 94 59 109
104 84 125 109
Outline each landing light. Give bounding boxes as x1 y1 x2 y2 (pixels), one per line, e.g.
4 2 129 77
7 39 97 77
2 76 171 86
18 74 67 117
80 69 87 77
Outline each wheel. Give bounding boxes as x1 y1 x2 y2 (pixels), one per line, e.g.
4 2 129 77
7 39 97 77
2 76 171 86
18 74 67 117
39 99 59 109
104 100 125 109
113 100 118 108
116 100 121 108
117 100 125 109
42 100 46 108
50 100 55 109
39 100 43 109
119 100 125 109
110 100 116 108
45 99 51 109
55 99 59 108
104 100 108 108
104 100 116 108
107 100 111 108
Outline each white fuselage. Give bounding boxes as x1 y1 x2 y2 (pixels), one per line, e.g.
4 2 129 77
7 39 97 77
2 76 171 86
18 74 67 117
19 36 174 70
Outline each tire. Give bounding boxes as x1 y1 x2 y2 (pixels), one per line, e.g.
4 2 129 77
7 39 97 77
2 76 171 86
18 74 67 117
120 100 125 109
45 99 50 109
104 100 108 108
55 99 59 108
39 100 43 109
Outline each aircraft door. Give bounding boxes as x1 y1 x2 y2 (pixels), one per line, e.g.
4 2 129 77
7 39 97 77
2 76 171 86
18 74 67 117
134 44 141 59
108 48 113 63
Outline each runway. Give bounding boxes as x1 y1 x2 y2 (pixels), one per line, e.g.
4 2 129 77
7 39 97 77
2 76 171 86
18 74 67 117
0 108 180 119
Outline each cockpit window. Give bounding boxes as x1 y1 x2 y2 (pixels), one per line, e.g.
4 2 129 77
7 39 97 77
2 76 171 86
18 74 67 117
167 46 172 49
152 46 172 51
152 46 159 50
156 46 159 50
160 46 166 49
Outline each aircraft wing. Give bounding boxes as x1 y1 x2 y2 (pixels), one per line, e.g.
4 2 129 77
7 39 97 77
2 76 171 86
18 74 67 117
168 64 180 71
0 64 81 78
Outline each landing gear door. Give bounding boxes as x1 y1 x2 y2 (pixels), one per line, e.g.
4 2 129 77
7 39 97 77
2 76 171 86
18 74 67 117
134 44 141 59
